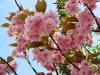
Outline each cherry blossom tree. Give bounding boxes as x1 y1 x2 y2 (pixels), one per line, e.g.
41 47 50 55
0 0 100 75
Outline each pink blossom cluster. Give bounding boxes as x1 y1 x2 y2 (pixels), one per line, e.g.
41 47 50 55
8 10 59 57
8 11 25 36
24 11 58 43
54 0 97 52
6 0 100 74
55 14 93 52
0 61 17 75
33 48 63 71
65 0 96 14
68 60 94 75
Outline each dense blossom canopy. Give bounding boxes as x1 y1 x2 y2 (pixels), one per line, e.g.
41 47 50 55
0 0 100 75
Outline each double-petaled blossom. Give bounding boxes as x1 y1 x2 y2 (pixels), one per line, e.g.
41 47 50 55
8 11 25 36
65 0 79 14
33 48 63 71
24 10 58 43
33 48 55 71
79 0 96 9
55 32 72 52
68 60 94 75
0 64 6 75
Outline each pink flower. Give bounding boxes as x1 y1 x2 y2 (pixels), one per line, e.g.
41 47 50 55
33 48 48 63
79 60 94 75
68 64 79 75
68 60 94 75
40 10 58 36
0 65 6 75
10 11 25 33
33 48 63 71
6 61 18 73
80 0 96 9
24 10 58 43
65 0 79 14
12 50 28 58
86 35 93 45
43 62 55 71
17 34 27 49
24 13 44 42
56 34 73 52
0 61 17 75
51 52 63 63
79 9 94 24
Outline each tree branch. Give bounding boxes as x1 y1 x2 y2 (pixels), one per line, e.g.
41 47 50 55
14 0 21 11
0 57 17 75
49 35 80 71
53 63 59 75
6 71 11 75
92 29 100 32
85 4 100 30
26 58 37 74
24 51 37 74
82 44 91 54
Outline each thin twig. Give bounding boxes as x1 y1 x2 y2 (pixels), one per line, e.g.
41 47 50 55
26 58 37 74
85 4 100 30
24 52 37 74
6 71 11 75
0 57 17 75
92 30 100 32
82 44 91 54
14 0 21 11
53 63 59 75
49 35 80 71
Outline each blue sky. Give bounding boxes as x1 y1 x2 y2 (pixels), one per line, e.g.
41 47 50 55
0 0 100 75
